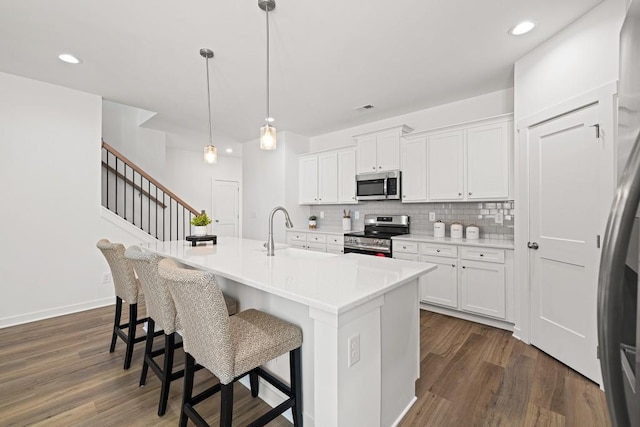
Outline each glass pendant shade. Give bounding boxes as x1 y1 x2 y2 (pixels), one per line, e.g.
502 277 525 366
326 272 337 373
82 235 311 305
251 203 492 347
204 145 218 164
260 124 277 150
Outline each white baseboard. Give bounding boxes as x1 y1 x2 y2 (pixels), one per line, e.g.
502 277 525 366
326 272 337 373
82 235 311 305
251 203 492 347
0 297 114 329
391 396 417 427
420 303 515 332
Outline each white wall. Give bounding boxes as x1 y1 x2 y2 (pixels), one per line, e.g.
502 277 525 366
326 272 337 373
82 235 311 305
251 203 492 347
102 100 167 182
242 132 310 243
310 88 514 151
163 146 243 236
0 72 154 328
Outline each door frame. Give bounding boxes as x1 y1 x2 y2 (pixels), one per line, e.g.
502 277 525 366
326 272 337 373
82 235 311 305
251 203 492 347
514 82 617 344
212 178 242 238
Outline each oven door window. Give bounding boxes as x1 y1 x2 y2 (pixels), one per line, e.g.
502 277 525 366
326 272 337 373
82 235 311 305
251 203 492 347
344 247 392 258
357 179 385 197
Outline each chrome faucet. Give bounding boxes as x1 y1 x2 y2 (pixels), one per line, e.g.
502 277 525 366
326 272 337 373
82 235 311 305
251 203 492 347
266 206 294 256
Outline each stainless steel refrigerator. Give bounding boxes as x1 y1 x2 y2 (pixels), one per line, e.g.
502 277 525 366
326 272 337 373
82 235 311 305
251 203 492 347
599 1 640 426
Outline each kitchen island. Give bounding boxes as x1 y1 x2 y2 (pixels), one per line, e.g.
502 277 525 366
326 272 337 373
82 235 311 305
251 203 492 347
142 237 436 427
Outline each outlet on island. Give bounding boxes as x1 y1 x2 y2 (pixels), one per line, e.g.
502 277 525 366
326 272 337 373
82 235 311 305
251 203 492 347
348 333 361 367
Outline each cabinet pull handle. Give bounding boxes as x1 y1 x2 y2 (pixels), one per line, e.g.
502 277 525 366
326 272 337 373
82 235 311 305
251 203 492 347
451 264 455 267
436 249 440 253
372 166 376 170
378 166 382 169
462 266 466 269
469 192 472 196
458 192 462 196
479 254 484 257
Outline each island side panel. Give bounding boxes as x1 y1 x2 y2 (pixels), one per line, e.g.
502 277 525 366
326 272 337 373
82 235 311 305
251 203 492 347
216 276 316 426
381 278 420 427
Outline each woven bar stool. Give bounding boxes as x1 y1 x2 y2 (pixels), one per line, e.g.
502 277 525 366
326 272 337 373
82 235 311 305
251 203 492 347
159 259 303 427
125 248 239 416
96 239 150 370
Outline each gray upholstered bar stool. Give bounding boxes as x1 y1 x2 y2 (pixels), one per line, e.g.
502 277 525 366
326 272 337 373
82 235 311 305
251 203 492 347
158 259 303 427
96 239 150 370
124 247 239 416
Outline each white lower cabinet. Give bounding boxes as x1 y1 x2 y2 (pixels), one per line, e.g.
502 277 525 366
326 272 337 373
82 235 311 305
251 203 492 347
286 231 344 254
394 239 513 326
418 255 458 309
459 260 506 319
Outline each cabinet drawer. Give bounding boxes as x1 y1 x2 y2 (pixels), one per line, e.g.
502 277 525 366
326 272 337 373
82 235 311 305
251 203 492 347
288 232 307 242
307 233 327 244
327 234 344 245
326 244 344 254
460 247 505 264
393 252 419 261
394 241 418 254
306 242 327 252
289 241 307 250
419 243 457 258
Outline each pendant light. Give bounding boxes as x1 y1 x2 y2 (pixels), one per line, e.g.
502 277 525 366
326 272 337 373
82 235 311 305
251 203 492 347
259 0 277 150
200 48 218 164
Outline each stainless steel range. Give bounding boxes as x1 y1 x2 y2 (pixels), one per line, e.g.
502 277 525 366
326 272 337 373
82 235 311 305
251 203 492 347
344 214 410 257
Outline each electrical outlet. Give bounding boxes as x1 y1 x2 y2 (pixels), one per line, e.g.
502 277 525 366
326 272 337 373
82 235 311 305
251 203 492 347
320 211 324 219
102 272 112 285
495 213 504 224
429 212 436 221
348 334 360 367
354 211 360 220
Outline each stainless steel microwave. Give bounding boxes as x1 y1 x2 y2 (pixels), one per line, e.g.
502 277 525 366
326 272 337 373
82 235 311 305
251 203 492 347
356 171 401 200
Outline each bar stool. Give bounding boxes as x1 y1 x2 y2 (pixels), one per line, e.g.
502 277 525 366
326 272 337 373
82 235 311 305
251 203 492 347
124 248 239 416
158 259 303 427
96 239 149 370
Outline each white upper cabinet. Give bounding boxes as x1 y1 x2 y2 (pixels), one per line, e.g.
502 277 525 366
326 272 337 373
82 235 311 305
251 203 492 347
428 130 465 200
355 125 413 174
298 147 357 205
403 115 512 202
338 148 357 203
466 121 510 200
318 152 338 203
401 137 428 202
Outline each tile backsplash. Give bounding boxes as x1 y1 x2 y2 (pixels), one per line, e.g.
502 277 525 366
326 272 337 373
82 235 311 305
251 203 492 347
310 200 515 240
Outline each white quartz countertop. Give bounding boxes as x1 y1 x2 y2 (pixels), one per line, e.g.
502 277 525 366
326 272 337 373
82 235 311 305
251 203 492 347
288 227 358 235
392 234 515 250
142 237 435 314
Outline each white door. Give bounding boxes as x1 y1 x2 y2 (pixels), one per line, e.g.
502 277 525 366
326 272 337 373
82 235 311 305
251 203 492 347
428 130 464 200
213 180 239 237
356 136 378 174
298 156 319 204
401 137 427 202
376 132 400 172
528 104 601 383
338 148 357 203
466 121 510 199
318 152 338 203
418 255 458 308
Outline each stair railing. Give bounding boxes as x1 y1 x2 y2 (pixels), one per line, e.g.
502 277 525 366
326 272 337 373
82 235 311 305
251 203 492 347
101 140 199 241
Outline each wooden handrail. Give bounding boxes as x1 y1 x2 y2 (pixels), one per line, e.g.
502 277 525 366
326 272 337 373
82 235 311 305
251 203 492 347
101 162 167 209
102 140 199 216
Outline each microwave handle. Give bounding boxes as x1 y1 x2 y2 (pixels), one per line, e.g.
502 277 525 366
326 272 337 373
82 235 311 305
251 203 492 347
383 177 388 198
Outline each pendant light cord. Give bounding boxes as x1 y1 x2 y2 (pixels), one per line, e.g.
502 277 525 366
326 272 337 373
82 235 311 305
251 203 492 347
205 55 213 145
266 5 270 121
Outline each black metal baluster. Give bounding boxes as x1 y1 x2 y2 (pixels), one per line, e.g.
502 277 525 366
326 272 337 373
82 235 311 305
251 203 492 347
155 185 158 239
175 199 178 240
148 178 151 235
182 207 185 240
105 148 109 210
162 193 166 241
139 172 143 230
115 157 119 216
169 197 172 241
123 163 127 220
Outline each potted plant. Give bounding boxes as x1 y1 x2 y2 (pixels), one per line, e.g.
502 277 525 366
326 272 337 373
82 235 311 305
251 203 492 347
191 211 212 236
308 215 317 230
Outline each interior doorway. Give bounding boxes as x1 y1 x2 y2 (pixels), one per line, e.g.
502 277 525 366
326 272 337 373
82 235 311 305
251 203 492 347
212 179 239 237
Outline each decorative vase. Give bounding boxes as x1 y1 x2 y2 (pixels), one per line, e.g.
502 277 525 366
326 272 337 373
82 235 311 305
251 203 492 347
308 220 317 229
342 217 351 231
193 225 207 236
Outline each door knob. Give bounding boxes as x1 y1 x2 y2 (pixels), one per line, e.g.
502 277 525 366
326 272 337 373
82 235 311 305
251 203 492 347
527 242 539 250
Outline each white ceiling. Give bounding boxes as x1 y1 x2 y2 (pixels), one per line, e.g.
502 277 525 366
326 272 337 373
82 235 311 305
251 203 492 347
0 0 603 147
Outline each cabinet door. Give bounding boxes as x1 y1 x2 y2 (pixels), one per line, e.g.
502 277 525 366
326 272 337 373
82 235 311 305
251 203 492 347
401 137 427 202
460 260 506 319
376 132 400 172
298 156 318 204
338 149 357 203
466 121 509 199
356 136 378 174
318 152 338 203
419 255 458 308
427 130 464 200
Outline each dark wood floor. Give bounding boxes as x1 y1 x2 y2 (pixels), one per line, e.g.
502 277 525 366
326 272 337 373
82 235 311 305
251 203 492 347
0 306 609 426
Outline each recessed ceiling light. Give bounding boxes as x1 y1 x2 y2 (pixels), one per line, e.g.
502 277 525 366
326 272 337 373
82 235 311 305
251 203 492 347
58 53 81 64
509 21 536 36
225 148 233 153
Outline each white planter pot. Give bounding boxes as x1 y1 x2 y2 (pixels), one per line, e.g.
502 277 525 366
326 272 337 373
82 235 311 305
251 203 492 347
308 220 317 229
342 218 351 231
193 225 207 236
